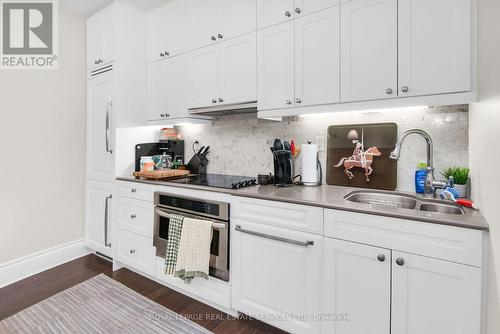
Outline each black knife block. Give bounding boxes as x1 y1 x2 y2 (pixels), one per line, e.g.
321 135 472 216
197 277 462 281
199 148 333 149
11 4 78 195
187 155 208 174
273 150 293 186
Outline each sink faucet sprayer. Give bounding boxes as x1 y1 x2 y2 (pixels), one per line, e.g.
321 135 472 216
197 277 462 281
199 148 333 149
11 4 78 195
389 129 453 198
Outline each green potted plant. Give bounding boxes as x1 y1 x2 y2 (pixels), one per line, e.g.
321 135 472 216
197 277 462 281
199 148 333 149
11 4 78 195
441 167 470 198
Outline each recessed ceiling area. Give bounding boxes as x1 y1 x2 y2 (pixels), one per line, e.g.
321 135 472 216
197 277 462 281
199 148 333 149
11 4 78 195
60 0 166 17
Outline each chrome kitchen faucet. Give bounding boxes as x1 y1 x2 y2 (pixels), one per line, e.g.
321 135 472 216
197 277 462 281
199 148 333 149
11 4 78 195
390 129 453 198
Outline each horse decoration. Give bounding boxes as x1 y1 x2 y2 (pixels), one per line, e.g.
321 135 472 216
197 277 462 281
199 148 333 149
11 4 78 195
334 146 382 182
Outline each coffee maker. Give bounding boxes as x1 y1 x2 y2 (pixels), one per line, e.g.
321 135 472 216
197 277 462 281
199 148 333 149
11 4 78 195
134 141 184 172
273 150 293 186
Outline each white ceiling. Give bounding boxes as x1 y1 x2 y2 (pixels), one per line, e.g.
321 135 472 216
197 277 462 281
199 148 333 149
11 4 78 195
60 0 167 17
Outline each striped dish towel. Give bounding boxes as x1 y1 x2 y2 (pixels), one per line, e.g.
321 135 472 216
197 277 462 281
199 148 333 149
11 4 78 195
165 214 185 275
175 217 213 283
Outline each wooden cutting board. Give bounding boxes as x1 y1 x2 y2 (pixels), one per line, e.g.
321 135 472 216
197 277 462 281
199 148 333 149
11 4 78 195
326 123 398 190
133 169 190 180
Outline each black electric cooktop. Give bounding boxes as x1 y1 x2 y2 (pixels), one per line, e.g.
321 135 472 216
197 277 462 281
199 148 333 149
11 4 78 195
170 174 257 189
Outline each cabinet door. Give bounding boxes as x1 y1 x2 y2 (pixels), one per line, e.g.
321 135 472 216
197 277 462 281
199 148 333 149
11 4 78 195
340 0 397 102
398 0 472 97
188 0 220 50
87 74 114 182
257 21 295 110
323 238 391 334
188 45 220 108
294 0 340 17
87 13 103 68
219 33 257 105
391 251 481 334
100 6 116 65
148 56 189 121
295 6 340 107
85 180 113 258
257 0 294 29
148 1 187 62
232 220 323 334
220 0 257 40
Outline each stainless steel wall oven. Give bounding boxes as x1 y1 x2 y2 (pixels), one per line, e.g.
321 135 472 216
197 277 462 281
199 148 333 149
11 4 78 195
153 192 230 282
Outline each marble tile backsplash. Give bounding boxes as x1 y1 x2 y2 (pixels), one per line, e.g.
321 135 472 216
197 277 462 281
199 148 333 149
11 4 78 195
177 105 469 192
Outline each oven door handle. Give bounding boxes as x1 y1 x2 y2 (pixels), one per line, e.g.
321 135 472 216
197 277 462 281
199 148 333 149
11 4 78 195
234 225 314 247
155 208 226 230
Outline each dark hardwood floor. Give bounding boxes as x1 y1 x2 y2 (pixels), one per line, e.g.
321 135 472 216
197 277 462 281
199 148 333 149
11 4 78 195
0 254 286 334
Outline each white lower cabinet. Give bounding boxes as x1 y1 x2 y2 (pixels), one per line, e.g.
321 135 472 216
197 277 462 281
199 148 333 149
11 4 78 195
323 238 391 334
391 251 481 334
231 219 323 334
115 229 155 277
85 180 113 257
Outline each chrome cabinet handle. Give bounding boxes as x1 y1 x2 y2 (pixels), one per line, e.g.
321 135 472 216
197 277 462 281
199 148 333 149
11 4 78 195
295 7 301 14
130 214 136 219
165 51 170 56
104 194 112 247
386 88 393 95
105 102 113 154
377 254 386 262
396 257 405 266
218 33 223 39
285 10 291 17
211 35 217 41
235 225 314 247
401 86 409 93
285 99 292 105
131 188 137 193
295 98 302 104
212 99 217 103
129 249 136 254
160 52 165 57
218 98 224 103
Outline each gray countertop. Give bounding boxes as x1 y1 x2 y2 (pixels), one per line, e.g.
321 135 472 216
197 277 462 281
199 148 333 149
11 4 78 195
116 176 489 231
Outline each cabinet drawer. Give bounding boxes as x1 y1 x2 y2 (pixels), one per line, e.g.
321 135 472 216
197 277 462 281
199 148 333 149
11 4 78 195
324 209 483 267
115 230 155 276
116 181 155 202
117 197 154 238
232 196 323 234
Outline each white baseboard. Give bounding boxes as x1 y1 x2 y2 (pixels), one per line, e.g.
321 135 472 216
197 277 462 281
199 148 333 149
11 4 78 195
0 239 92 288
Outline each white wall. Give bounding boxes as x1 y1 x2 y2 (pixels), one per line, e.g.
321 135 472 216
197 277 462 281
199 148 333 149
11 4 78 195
0 10 86 263
470 0 500 332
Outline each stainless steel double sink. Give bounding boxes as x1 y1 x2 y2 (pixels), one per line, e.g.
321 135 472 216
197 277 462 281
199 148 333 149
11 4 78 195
344 190 464 215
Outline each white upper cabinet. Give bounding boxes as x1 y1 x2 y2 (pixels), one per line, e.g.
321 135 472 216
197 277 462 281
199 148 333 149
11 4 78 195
188 0 220 50
257 0 294 29
189 32 257 109
295 6 340 107
87 73 114 182
188 45 220 108
257 21 295 110
219 33 257 105
220 0 257 41
294 0 340 17
149 56 188 121
398 0 472 97
148 0 187 63
189 0 257 50
323 238 391 334
340 0 397 102
391 251 481 334
87 6 116 68
257 0 339 29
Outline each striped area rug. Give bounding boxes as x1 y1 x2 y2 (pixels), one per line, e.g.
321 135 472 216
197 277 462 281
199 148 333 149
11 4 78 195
0 274 211 334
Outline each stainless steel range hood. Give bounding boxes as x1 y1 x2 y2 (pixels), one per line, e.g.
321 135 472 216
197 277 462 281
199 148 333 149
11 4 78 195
189 101 257 116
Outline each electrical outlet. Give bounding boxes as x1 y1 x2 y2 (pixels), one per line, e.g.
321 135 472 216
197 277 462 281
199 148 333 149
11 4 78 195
315 135 325 152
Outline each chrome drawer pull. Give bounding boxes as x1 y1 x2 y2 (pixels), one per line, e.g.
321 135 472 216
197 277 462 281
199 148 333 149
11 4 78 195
235 225 314 247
